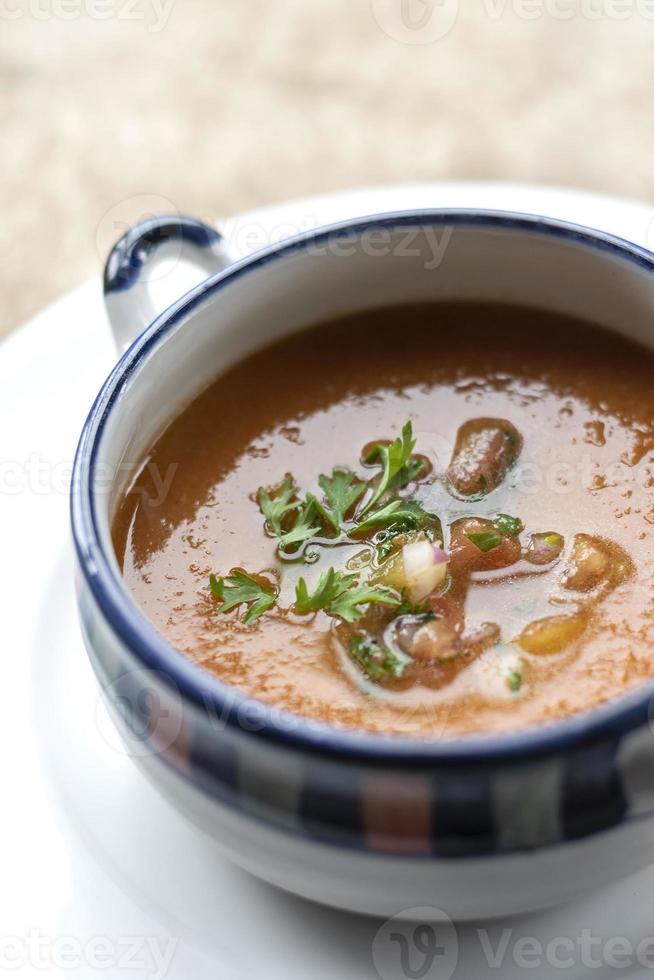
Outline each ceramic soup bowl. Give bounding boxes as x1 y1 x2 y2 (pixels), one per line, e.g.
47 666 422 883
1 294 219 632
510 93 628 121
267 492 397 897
72 209 654 920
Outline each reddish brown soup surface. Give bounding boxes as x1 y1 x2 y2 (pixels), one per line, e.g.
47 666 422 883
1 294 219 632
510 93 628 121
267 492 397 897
113 303 654 737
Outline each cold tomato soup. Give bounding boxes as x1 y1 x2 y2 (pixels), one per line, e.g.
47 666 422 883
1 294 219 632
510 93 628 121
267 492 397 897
113 303 654 737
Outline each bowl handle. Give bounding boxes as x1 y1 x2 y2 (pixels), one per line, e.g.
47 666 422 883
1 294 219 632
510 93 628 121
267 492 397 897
103 214 234 352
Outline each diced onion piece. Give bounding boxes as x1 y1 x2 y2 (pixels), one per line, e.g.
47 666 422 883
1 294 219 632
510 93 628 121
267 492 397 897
402 539 448 604
526 532 564 566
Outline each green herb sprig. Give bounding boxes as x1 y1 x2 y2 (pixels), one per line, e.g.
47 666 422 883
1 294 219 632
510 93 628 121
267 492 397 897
295 567 400 623
349 634 411 683
209 570 277 624
315 469 366 532
360 421 426 516
493 514 524 537
352 499 431 536
466 530 504 553
258 476 320 551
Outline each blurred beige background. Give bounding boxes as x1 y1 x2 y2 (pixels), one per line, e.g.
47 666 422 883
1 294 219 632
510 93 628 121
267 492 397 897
2 0 654 336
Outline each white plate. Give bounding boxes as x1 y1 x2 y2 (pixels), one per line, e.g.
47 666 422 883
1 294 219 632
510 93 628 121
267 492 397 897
3 183 654 980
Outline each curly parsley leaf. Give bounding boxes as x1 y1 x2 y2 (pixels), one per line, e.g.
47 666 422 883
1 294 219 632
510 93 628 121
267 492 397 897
258 475 300 537
295 567 357 613
360 421 426 515
210 570 277 624
330 584 401 623
349 634 411 683
258 477 320 551
316 469 366 532
277 498 321 551
353 499 431 536
493 514 524 537
466 529 504 553
295 567 400 622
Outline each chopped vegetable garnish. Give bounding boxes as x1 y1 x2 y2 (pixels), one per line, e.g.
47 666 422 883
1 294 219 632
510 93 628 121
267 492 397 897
330 584 402 623
295 567 357 613
295 567 400 622
466 530 504 553
349 634 411 683
493 514 524 537
360 421 426 515
376 531 402 562
279 499 323 551
352 498 431 536
225 417 627 685
508 669 523 693
400 538 449 604
258 477 320 551
257 474 298 537
526 531 564 566
210 570 277 624
316 469 366 532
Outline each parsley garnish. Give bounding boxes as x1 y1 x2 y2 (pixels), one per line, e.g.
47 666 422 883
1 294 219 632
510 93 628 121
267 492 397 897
494 514 524 537
258 477 320 551
330 585 401 623
349 634 411 683
360 421 425 515
295 567 400 623
210 570 277 624
257 474 298 536
295 567 357 613
277 498 321 551
352 499 431 536
376 532 401 562
508 669 523 693
466 530 504 553
314 468 366 533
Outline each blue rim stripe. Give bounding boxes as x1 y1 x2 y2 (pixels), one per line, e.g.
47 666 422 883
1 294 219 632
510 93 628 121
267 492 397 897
71 207 654 766
103 215 222 294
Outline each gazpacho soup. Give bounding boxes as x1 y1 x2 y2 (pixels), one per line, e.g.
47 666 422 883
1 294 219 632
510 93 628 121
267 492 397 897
113 303 654 737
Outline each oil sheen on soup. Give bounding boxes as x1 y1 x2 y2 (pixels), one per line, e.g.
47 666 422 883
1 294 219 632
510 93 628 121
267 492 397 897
113 303 654 737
